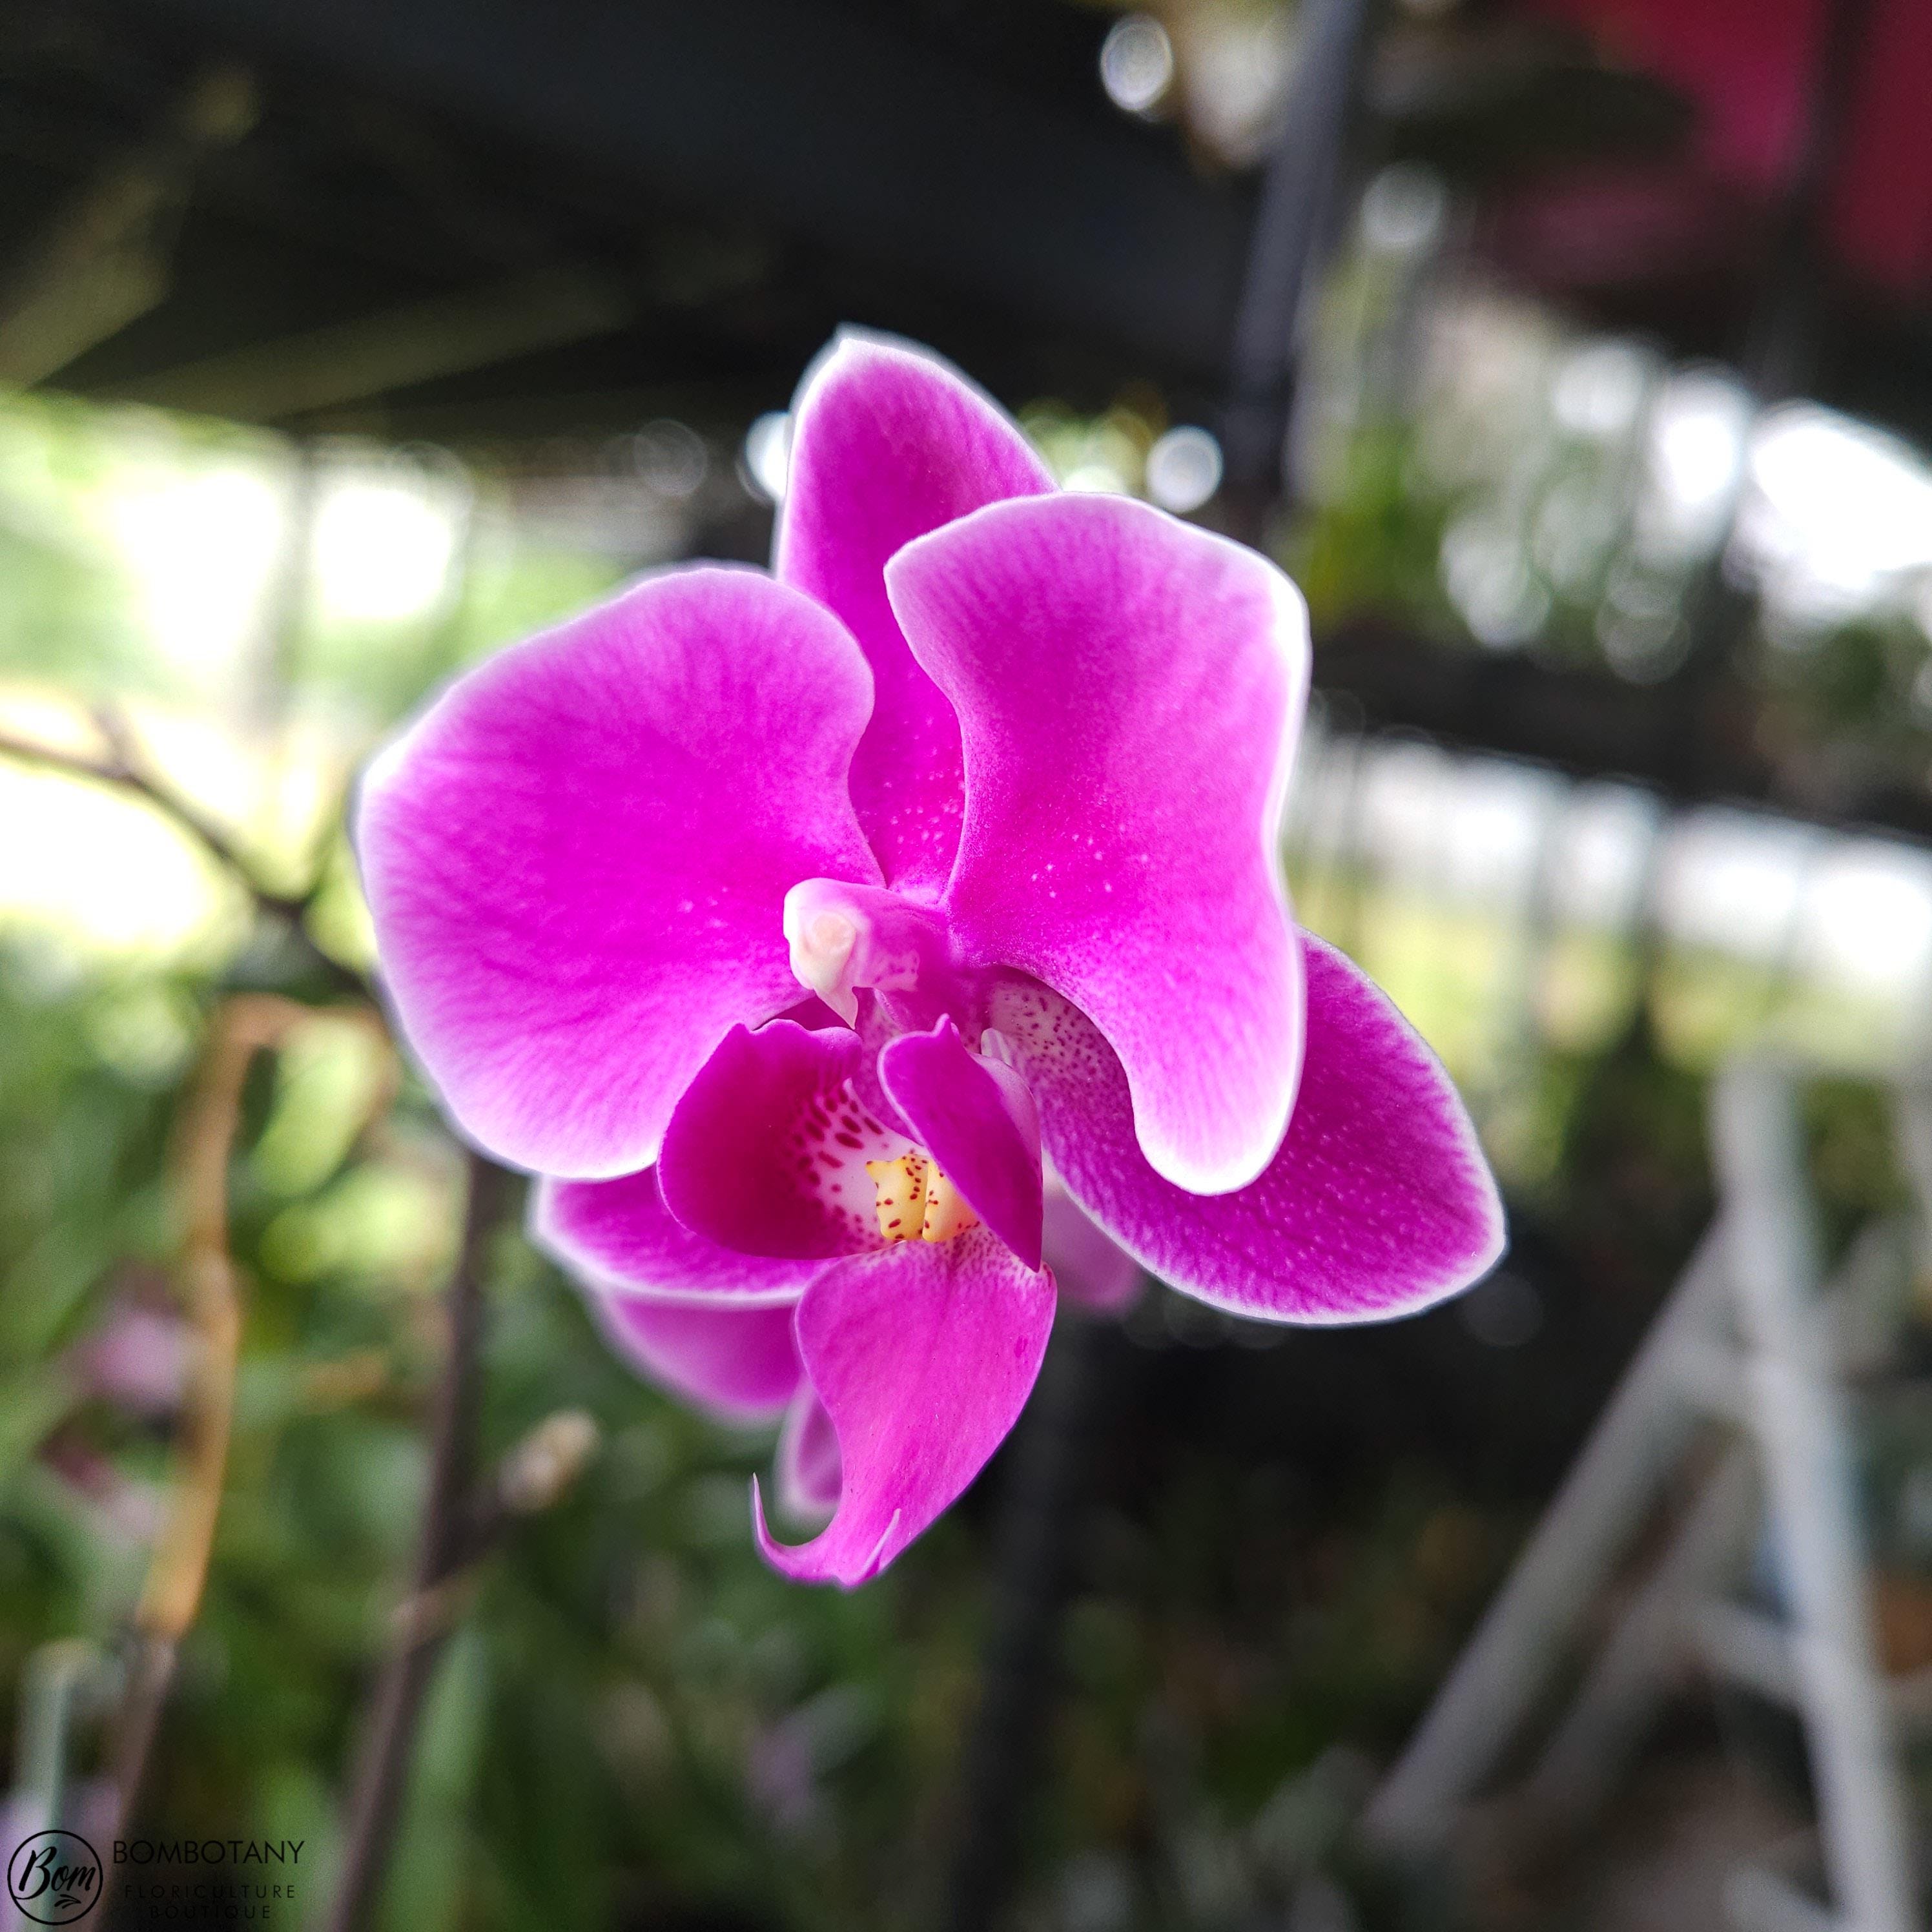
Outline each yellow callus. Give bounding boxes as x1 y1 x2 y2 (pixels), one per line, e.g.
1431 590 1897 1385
864 1153 979 1244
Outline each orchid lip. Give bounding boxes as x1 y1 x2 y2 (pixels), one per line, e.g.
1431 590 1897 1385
863 1151 980 1243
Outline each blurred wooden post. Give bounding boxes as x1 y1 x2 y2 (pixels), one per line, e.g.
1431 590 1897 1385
324 1151 509 1932
938 1315 1118 1932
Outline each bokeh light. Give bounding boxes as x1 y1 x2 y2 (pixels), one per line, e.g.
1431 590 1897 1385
741 409 792 504
1099 14 1175 117
1144 425 1223 512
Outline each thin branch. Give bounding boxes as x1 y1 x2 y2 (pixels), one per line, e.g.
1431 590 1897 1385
0 715 300 916
105 996 385 1852
324 1150 511 1932
0 712 369 996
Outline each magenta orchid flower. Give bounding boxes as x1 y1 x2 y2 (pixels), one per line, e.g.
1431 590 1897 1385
355 332 1505 1587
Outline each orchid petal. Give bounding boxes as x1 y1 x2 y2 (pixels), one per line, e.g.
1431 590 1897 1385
532 1166 825 1307
989 939 1506 1322
778 333 1053 894
754 1229 1055 1585
592 1295 803 1423
658 1020 907 1260
887 495 1310 1195
356 566 879 1178
775 1384 842 1524
878 1018 1043 1268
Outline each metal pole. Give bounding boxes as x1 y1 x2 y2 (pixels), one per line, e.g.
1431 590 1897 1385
1712 1062 1917 1932
1221 0 1377 528
1364 1229 1731 1847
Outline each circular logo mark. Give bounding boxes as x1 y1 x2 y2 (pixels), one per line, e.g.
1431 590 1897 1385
7 1832 101 1925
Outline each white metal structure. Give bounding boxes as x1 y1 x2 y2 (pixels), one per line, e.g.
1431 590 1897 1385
1364 1058 1927 1932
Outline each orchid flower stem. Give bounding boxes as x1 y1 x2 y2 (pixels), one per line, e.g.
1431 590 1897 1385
940 1314 1118 1932
324 1149 511 1932
105 996 355 1893
0 712 367 999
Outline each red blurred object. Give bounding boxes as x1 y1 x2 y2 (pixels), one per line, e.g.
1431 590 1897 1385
1519 0 1932 293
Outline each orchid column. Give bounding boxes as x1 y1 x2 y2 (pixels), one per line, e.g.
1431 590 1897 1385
355 331 1505 1588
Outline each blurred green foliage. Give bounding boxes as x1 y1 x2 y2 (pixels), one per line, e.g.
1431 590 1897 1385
1 346 1930 1932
